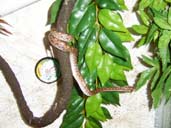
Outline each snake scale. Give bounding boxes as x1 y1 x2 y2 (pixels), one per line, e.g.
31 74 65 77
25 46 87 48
48 31 134 96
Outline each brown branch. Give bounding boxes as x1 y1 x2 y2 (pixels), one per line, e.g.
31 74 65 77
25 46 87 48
0 0 76 127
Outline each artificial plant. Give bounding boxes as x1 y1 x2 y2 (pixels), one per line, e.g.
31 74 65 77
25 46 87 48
132 0 171 108
49 0 134 127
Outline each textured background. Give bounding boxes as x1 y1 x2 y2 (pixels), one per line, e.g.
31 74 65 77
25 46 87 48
0 0 156 128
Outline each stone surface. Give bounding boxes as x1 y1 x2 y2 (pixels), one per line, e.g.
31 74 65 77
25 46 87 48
0 0 155 128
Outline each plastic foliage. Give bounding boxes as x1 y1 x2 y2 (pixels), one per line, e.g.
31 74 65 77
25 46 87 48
132 0 171 108
49 0 133 127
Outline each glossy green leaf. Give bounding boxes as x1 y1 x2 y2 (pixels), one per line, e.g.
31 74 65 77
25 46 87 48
78 26 98 65
110 63 126 81
75 4 96 36
99 28 132 69
68 0 93 36
152 66 171 108
132 25 148 35
111 55 132 70
158 30 171 71
85 42 102 73
90 106 107 121
85 117 102 128
85 94 102 117
98 9 127 32
61 115 84 128
102 107 112 119
102 91 120 105
114 31 134 42
95 0 121 10
97 54 113 84
99 28 125 59
116 0 128 10
48 0 62 24
136 68 156 90
80 62 97 89
60 88 84 128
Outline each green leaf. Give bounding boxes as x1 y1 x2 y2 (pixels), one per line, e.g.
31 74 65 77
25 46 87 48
102 107 112 119
99 28 132 69
48 0 62 24
138 0 153 10
97 54 113 84
85 117 102 128
85 94 102 117
151 69 160 90
136 68 156 90
78 26 98 65
137 36 146 47
95 0 121 10
152 66 171 108
158 30 171 71
85 42 102 73
60 115 84 128
151 0 167 11
116 0 128 10
168 7 171 25
154 17 171 30
99 28 125 59
165 0 171 3
165 73 171 102
111 55 132 70
60 88 84 128
80 62 97 88
141 55 159 67
98 9 127 32
114 31 134 42
75 4 96 36
132 25 148 35
137 10 150 26
145 24 158 44
68 0 93 36
110 63 126 81
102 91 120 105
90 107 107 121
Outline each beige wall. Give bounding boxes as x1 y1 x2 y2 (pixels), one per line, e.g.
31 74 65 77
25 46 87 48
0 0 155 128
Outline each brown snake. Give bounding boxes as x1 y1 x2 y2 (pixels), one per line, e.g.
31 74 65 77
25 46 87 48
48 31 134 96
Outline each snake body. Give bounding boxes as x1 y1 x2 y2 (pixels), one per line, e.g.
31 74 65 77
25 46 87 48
48 31 134 96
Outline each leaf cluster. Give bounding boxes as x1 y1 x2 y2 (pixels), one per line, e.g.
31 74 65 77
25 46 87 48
132 0 171 108
49 0 133 127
